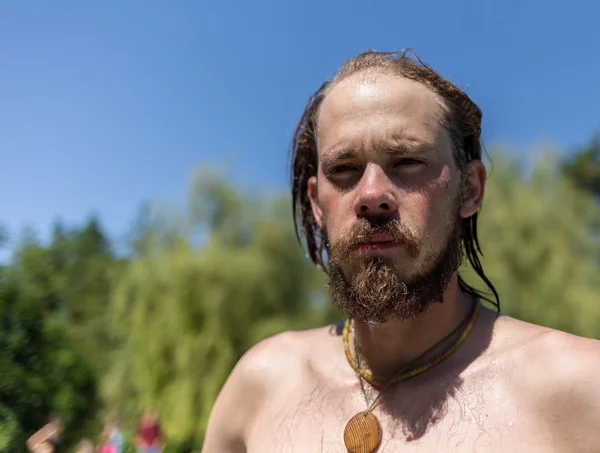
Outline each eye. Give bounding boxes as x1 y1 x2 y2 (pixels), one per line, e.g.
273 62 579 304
326 164 359 176
393 158 425 168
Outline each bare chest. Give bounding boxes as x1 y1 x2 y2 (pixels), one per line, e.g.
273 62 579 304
245 377 562 453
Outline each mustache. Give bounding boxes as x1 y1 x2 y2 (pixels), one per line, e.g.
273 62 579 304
329 217 421 257
352 218 409 245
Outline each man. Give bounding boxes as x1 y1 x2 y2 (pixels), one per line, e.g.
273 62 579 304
201 50 600 452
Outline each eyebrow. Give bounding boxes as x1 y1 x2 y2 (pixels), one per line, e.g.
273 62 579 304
320 138 436 166
380 138 436 155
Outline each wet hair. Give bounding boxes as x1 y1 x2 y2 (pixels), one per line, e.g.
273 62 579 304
289 49 500 311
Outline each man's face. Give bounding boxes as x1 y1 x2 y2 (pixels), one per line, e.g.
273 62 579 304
307 72 484 323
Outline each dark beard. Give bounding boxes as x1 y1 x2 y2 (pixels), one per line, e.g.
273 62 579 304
326 216 464 324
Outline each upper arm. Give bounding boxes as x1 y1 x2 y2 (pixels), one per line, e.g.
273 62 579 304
567 339 600 452
201 362 249 453
539 333 600 452
201 333 292 453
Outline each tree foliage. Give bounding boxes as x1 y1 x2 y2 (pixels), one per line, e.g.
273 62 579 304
0 217 117 451
12 218 118 371
103 170 333 448
0 270 97 452
560 132 600 199
464 149 600 336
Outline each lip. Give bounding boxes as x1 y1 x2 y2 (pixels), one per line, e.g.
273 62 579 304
358 241 398 252
357 235 398 252
366 234 394 243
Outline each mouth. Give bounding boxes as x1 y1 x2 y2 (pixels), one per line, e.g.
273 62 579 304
357 234 399 253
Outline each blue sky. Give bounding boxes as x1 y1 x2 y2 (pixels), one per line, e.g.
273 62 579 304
1 0 599 256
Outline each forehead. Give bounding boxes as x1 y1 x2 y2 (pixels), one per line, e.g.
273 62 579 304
316 72 448 155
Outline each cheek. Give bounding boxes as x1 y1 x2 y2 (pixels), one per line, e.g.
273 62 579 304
318 185 354 241
402 168 457 235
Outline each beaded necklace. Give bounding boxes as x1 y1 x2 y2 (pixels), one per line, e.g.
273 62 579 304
341 301 480 453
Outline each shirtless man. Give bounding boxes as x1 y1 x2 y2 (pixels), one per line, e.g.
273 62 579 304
202 50 600 452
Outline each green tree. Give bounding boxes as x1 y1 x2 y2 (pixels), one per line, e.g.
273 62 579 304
12 217 118 372
463 149 600 337
0 269 97 452
560 132 600 199
104 171 333 450
0 224 7 250
2 217 120 450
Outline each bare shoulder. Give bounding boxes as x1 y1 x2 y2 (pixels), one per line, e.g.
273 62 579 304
201 325 338 453
493 314 600 451
249 325 336 364
493 314 600 375
236 324 340 386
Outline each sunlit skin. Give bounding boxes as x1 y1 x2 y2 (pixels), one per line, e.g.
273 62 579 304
201 71 600 453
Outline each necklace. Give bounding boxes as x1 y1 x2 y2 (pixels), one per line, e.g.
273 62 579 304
342 301 480 453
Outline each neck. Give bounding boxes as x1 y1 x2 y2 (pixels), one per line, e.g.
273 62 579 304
352 274 472 381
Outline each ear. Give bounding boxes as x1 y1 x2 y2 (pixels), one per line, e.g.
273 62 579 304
460 160 486 218
307 176 324 229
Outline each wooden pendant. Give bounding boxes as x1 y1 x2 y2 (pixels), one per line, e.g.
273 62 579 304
343 411 382 453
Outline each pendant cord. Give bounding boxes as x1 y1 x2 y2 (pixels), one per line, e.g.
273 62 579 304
351 298 480 414
352 327 371 409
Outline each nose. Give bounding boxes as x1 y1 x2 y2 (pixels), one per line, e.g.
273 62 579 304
353 165 398 217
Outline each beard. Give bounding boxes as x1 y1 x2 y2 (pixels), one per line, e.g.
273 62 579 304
325 212 464 324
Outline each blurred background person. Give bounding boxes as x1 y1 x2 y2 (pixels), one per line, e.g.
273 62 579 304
26 414 63 453
106 417 124 453
75 439 95 453
97 430 117 453
135 409 163 453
